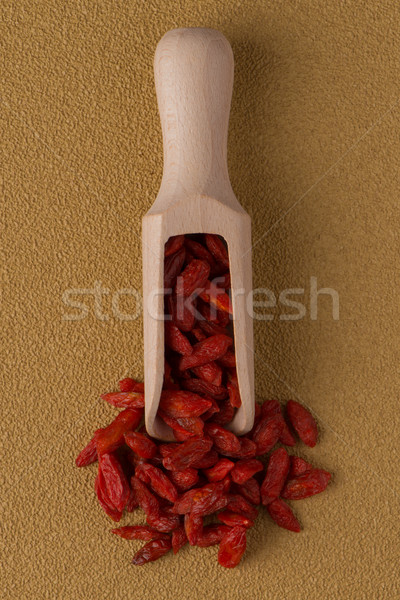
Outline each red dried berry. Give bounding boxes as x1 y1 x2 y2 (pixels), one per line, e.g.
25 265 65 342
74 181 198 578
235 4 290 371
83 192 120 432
111 526 169 541
135 463 178 503
217 510 254 529
163 438 213 472
94 471 122 522
165 234 185 257
260 447 290 506
96 408 143 456
172 525 188 554
131 476 160 518
205 423 241 454
124 431 157 459
76 434 98 467
146 511 180 532
204 458 235 482
175 258 210 297
118 378 145 393
181 377 228 401
132 538 172 565
231 459 264 485
267 498 301 532
252 414 283 456
159 390 211 418
191 361 223 387
289 456 313 477
99 453 130 512
168 468 199 491
101 391 145 409
286 400 318 447
184 238 215 266
196 524 230 547
281 469 331 500
164 322 193 356
234 477 261 505
180 335 232 371
164 247 186 290
205 234 229 269
218 526 247 568
184 512 203 545
167 293 196 332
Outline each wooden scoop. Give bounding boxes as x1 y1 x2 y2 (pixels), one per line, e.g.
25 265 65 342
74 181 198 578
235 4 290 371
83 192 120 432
142 27 254 440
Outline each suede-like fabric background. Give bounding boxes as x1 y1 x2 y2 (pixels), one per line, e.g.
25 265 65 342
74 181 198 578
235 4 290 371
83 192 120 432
1 1 399 598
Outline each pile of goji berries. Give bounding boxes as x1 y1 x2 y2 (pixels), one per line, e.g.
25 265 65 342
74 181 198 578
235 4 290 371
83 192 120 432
76 234 331 568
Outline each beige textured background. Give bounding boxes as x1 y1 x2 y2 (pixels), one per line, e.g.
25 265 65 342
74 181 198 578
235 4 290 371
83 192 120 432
1 1 399 598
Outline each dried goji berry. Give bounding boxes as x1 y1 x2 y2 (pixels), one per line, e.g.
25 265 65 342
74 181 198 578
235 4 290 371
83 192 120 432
94 472 122 522
175 258 210 297
196 524 230 547
172 481 225 515
201 397 221 421
260 447 290 506
131 475 160 517
224 437 257 459
227 381 241 409
234 477 261 505
267 498 301 532
179 334 232 371
76 434 98 467
118 378 145 393
96 408 143 456
172 525 188 554
252 414 283 456
286 400 318 447
184 512 203 545
167 293 196 332
281 469 331 500
199 280 232 315
158 411 204 440
216 340 235 362
99 453 130 511
164 247 186 290
135 463 178 503
168 468 199 491
124 431 157 459
164 322 193 356
181 377 228 401
217 510 254 529
289 456 313 477
231 458 263 485
146 511 180 532
163 438 213 472
204 458 235 482
191 361 223 387
218 526 246 568
159 390 211 418
101 391 145 409
126 486 139 512
205 234 229 269
191 327 207 342
190 448 219 469
226 494 258 521
205 423 241 454
198 318 229 337
184 238 215 266
165 234 185 257
111 526 169 541
132 538 172 565
261 399 281 418
211 399 235 425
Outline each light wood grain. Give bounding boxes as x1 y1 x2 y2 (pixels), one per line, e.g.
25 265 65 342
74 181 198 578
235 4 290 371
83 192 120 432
143 27 254 440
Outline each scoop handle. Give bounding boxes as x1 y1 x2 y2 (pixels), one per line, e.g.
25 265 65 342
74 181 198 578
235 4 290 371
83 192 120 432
154 28 234 197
